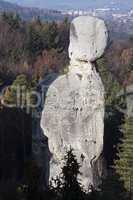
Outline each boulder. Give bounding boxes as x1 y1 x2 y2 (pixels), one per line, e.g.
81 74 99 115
69 16 108 63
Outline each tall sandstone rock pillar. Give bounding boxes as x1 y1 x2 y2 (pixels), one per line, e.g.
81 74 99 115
41 16 108 189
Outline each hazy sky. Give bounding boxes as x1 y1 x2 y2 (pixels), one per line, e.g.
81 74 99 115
5 0 112 8
6 0 133 9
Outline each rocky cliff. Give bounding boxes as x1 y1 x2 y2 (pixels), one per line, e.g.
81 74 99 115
41 16 108 189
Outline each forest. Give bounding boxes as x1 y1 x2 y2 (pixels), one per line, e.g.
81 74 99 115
0 12 133 200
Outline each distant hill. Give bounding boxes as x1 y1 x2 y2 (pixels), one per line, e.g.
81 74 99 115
0 0 64 21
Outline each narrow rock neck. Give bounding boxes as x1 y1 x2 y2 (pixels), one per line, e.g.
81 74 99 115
69 59 95 75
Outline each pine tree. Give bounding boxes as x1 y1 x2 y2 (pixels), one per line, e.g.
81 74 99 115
99 171 128 200
2 12 21 29
51 148 86 200
62 148 83 199
26 24 44 60
96 57 121 106
115 116 133 193
43 21 58 49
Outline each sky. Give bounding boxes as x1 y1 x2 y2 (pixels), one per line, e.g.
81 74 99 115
2 0 116 9
5 0 133 10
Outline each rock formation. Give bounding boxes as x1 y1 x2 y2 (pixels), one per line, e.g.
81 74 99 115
41 16 108 189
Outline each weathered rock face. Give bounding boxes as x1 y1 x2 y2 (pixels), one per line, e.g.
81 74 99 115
41 16 108 189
